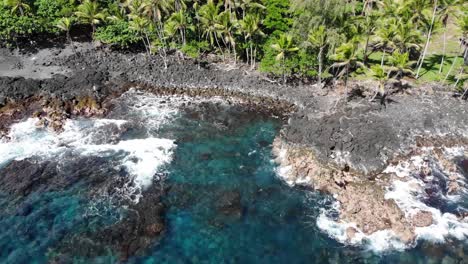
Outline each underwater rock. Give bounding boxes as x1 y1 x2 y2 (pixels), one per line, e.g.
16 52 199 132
215 190 242 217
0 159 56 196
0 156 125 198
47 171 166 261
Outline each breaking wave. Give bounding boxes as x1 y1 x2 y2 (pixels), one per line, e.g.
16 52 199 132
316 146 468 252
0 90 191 203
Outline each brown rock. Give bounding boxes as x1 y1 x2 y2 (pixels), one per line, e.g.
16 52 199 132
272 137 418 244
447 181 460 195
346 227 357 240
421 165 432 176
145 223 164 236
412 211 433 227
399 227 416 244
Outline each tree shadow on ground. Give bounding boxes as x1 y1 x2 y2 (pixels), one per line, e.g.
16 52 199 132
417 54 444 78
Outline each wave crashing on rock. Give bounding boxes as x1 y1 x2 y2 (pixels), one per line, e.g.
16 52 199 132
273 138 468 252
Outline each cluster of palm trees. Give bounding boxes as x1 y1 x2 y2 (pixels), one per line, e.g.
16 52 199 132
2 0 467 87
294 0 467 90
51 0 270 69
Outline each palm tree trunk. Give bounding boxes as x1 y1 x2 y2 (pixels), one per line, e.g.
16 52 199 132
453 67 464 88
464 46 468 66
439 27 447 74
156 22 168 69
282 56 286 84
362 0 370 15
444 56 458 83
179 29 184 45
370 81 383 102
245 47 249 65
416 0 438 79
66 31 71 45
91 24 96 40
345 64 349 96
363 34 370 65
141 33 149 56
461 85 468 100
214 33 224 60
250 43 254 69
381 50 385 67
445 48 468 82
144 33 152 57
66 30 76 54
318 46 323 84
232 40 237 64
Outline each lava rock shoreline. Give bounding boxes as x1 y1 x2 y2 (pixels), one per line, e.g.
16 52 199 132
2 44 468 175
1 43 468 248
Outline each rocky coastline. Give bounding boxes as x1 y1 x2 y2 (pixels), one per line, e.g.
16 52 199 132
1 43 468 251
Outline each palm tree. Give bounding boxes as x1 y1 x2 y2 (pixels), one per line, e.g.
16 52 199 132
142 0 170 23
217 11 238 62
415 0 439 78
387 51 415 79
271 33 299 84
374 18 398 66
166 9 193 45
126 0 147 17
128 15 152 56
240 13 264 68
308 25 328 84
331 41 365 93
368 65 388 101
394 20 422 53
360 11 378 65
170 0 187 12
444 9 467 82
437 0 461 73
234 0 265 19
3 0 30 16
126 0 170 64
75 0 106 37
56 17 73 45
107 2 127 22
461 12 468 65
199 0 224 56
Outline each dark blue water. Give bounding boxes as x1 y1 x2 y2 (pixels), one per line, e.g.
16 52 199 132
0 96 466 263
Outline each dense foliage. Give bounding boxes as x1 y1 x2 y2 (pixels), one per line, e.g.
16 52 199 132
1 0 467 85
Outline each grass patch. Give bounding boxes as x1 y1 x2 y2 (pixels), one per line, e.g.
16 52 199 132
417 55 465 83
353 50 466 86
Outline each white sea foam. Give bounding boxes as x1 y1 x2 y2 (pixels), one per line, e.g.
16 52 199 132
316 202 408 252
273 143 313 186
0 117 176 203
0 91 186 202
384 149 468 244
273 143 468 252
314 146 468 252
78 138 175 189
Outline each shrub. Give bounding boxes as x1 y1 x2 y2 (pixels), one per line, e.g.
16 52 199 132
94 20 141 48
0 6 46 44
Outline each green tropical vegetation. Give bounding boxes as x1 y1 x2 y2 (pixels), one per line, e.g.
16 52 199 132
0 0 467 88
